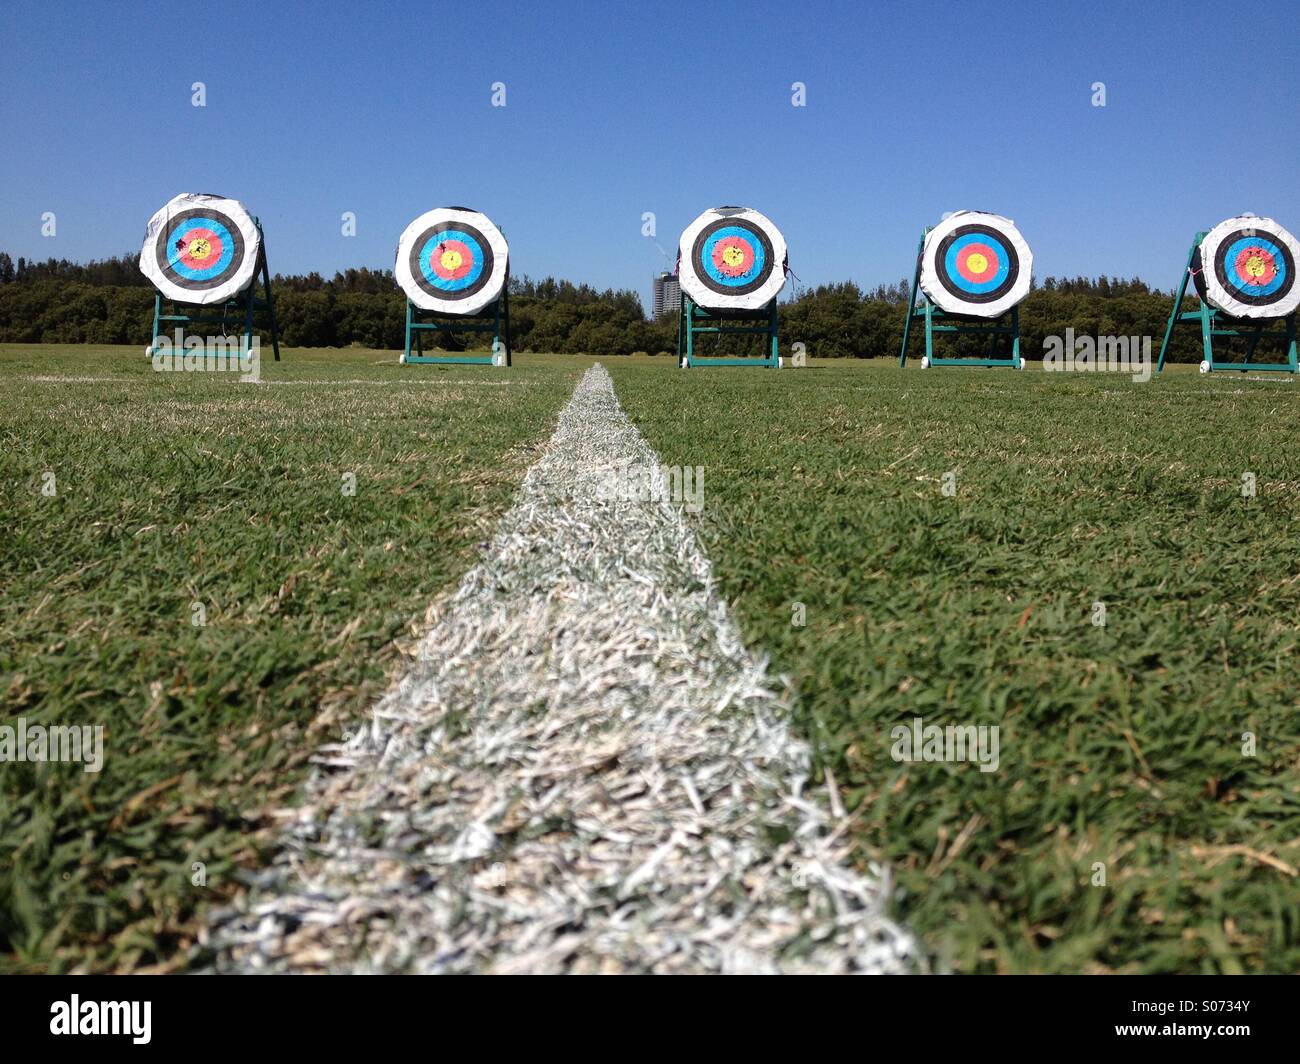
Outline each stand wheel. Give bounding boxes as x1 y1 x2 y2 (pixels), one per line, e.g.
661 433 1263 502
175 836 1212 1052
1198 360 1210 374
920 356 931 369
1016 358 1027 370
399 353 408 364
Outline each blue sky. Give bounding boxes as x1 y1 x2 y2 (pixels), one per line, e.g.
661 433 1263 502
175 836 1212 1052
2 0 1298 310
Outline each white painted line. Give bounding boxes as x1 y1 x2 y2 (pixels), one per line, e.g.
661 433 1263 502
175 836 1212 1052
252 378 520 386
17 375 137 383
206 364 917 974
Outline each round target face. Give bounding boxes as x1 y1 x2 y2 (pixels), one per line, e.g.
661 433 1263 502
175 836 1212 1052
139 194 261 306
1196 215 1299 318
693 219 773 296
919 211 1033 318
395 208 509 315
678 207 788 311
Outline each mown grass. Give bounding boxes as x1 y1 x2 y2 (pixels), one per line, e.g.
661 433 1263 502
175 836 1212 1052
608 357 1300 974
6 345 1298 975
0 344 578 972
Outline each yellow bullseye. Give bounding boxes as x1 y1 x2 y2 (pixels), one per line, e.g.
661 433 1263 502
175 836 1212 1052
966 252 988 275
722 245 746 268
439 248 464 272
1244 255 1267 279
187 237 211 261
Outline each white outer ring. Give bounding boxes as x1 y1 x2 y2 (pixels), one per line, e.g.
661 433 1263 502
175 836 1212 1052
1197 215 1300 319
395 208 509 315
139 193 261 306
678 207 788 311
920 210 1033 318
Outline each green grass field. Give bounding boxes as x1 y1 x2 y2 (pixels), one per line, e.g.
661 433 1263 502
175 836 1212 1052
0 345 578 972
608 358 1300 974
3 344 1298 973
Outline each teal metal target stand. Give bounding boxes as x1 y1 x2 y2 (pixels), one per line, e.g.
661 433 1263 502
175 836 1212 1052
676 293 779 368
898 231 1022 369
1156 232 1298 374
402 285 511 366
146 218 281 361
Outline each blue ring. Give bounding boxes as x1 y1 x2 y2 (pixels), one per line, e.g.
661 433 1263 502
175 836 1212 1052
419 229 485 292
167 217 236 281
1222 236 1287 297
943 232 1011 295
700 225 766 288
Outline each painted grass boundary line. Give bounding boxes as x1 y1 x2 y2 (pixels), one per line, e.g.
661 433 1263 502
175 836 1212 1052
205 363 917 974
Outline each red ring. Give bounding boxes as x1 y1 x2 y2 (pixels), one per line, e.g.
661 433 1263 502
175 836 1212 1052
955 241 1000 283
431 238 474 280
177 227 223 270
1233 245 1278 288
711 235 755 277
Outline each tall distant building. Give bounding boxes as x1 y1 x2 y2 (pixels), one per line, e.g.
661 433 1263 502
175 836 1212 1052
652 271 681 319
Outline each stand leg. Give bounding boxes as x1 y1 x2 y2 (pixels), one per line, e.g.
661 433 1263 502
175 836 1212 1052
243 283 256 361
1200 304 1214 371
681 292 691 366
899 242 923 366
1157 238 1200 372
492 296 502 365
685 297 694 368
769 297 778 367
260 249 281 361
149 292 163 358
1011 306 1021 367
503 287 512 367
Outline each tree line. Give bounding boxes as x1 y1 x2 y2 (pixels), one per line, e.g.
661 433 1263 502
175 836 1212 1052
0 249 1215 363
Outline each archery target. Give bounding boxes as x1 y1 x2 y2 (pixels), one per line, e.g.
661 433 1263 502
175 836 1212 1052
394 207 509 315
678 207 788 311
919 211 1033 318
139 194 261 305
1192 215 1299 319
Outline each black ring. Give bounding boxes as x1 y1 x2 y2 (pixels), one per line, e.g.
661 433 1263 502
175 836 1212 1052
408 222 495 302
1212 229 1295 308
155 208 246 292
934 224 1020 305
690 218 775 297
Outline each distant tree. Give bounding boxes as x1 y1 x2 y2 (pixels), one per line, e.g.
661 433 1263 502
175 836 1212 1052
0 248 1208 364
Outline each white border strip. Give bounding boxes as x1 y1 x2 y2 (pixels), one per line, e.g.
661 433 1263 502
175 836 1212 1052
207 365 917 974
